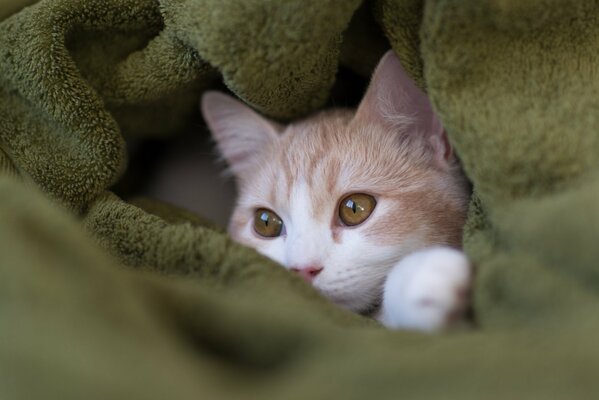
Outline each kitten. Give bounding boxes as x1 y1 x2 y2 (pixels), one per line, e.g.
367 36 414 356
201 51 472 332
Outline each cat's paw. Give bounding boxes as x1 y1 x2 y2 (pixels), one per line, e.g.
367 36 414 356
378 247 472 332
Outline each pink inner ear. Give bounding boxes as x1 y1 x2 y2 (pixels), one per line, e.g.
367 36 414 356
430 130 454 167
431 113 453 162
354 50 451 165
441 132 453 160
201 91 280 177
356 51 441 134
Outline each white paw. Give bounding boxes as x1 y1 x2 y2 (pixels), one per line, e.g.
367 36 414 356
378 247 472 332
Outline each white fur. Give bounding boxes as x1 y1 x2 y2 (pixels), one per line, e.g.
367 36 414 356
378 247 471 332
239 181 422 312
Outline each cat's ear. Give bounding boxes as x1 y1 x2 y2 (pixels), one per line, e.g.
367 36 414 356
354 51 452 167
201 91 281 176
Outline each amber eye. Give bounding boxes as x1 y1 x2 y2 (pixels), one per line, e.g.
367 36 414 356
253 208 284 238
338 193 376 226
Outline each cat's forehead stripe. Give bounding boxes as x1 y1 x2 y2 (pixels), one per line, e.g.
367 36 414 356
282 152 294 201
326 157 341 194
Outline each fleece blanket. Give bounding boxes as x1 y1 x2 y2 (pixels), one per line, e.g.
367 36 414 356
2 0 599 398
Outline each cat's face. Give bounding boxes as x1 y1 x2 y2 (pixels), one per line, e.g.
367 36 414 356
202 51 470 313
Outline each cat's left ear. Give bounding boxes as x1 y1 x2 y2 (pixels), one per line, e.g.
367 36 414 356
354 50 453 168
201 91 281 177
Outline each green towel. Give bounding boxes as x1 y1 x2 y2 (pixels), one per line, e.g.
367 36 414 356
2 0 599 398
421 0 599 328
0 0 36 21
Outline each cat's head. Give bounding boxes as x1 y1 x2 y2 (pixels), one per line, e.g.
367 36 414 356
201 51 470 313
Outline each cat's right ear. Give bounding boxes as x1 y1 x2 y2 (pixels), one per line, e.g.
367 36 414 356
201 91 280 176
354 51 453 169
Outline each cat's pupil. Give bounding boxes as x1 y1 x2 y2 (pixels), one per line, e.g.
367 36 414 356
347 199 357 214
346 199 365 214
260 212 269 226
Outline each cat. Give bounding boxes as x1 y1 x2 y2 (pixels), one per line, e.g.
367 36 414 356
201 50 472 332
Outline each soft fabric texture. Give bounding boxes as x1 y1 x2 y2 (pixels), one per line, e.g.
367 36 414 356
2 0 599 398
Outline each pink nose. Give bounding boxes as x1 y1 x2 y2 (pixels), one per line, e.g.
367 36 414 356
290 265 323 282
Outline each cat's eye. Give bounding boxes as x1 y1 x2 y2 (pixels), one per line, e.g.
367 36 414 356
253 208 284 238
338 193 376 226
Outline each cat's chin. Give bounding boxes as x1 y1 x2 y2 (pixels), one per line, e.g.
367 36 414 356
334 297 383 317
316 286 384 316
356 296 383 317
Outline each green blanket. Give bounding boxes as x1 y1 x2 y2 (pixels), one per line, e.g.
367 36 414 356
2 0 599 398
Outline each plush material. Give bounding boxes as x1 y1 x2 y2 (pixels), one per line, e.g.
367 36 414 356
2 0 599 398
0 0 36 20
